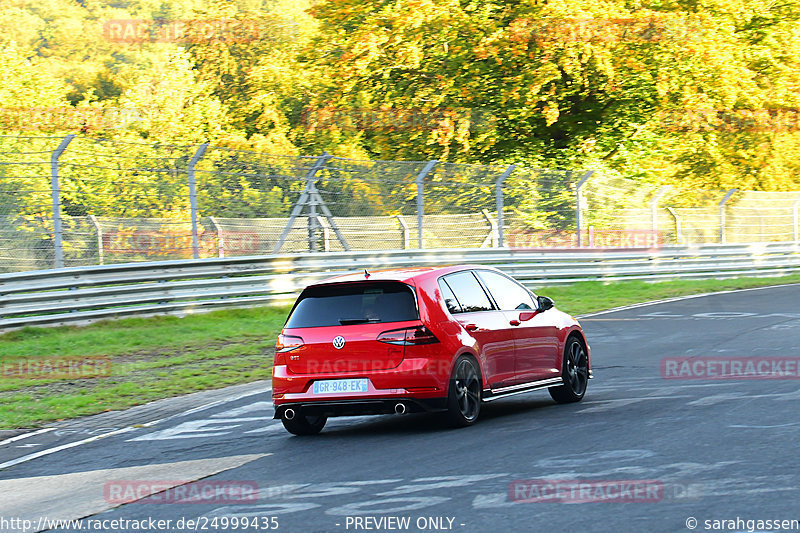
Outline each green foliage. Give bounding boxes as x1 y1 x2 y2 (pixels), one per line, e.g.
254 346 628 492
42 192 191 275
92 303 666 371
1 0 800 228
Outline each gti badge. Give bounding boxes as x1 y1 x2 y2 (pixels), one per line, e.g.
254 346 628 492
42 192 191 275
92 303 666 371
332 335 346 350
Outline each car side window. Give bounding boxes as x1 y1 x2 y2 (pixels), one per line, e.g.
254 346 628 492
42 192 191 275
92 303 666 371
441 271 494 313
476 270 536 311
438 279 462 314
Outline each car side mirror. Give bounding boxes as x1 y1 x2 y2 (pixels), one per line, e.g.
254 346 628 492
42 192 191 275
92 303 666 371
537 296 554 312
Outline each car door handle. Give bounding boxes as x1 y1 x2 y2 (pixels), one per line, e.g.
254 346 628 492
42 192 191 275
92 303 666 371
509 320 520 326
464 323 478 331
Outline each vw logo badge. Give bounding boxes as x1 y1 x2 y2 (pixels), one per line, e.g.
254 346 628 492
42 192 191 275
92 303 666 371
332 336 346 350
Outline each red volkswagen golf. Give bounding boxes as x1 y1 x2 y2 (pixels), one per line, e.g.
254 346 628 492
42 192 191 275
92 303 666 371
272 265 591 435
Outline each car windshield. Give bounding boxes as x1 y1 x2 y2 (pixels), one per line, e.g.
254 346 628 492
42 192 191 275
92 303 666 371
285 281 418 328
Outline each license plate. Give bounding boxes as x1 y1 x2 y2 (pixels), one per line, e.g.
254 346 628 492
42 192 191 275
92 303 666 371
312 378 369 395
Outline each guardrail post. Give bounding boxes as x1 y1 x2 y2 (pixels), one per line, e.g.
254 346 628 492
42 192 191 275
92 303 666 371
188 143 209 259
793 196 800 243
718 188 738 244
396 215 410 249
574 170 594 247
416 160 437 249
495 164 516 248
50 134 76 268
666 207 683 245
87 215 103 265
208 216 223 258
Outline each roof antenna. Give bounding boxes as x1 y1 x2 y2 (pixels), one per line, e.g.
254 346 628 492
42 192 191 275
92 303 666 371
364 269 370 278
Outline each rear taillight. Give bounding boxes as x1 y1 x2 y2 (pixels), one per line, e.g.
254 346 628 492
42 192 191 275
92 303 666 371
377 326 439 346
276 334 304 352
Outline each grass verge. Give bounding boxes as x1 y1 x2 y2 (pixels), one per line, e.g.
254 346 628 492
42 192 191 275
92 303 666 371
1 273 799 429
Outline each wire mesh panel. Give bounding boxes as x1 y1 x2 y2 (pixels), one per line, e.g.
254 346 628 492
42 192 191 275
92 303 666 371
3 134 800 272
195 147 315 218
58 137 196 265
418 162 502 248
92 217 195 263
726 191 800 243
502 167 578 247
314 158 425 251
0 136 65 272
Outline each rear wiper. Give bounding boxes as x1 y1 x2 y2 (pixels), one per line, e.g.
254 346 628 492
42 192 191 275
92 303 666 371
339 318 379 325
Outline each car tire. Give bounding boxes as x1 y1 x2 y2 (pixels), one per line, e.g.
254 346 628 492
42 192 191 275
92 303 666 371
281 413 327 436
549 336 589 404
445 355 482 428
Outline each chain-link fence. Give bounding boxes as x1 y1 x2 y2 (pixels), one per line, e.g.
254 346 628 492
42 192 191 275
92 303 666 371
2 135 799 273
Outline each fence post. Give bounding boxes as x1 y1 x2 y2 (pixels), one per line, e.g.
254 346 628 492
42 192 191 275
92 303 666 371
87 215 103 265
666 207 683 245
574 170 594 247
188 143 209 259
273 153 332 253
396 215 410 249
308 189 319 252
208 216 224 258
718 188 738 244
793 196 800 243
416 160 437 249
50 134 76 268
316 215 330 252
481 209 498 248
494 164 516 248
650 186 671 246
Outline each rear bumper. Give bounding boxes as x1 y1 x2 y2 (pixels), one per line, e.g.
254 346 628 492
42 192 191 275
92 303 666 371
273 397 448 419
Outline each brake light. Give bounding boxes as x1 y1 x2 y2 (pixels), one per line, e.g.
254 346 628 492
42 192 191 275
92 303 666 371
377 326 439 345
276 334 304 352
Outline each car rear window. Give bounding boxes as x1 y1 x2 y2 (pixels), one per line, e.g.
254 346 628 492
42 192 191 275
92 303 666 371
285 282 418 328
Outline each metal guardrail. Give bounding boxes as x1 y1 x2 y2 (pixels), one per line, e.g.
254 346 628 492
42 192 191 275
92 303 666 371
1 242 799 330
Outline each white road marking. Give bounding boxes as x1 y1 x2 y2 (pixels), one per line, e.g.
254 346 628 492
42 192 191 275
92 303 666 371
244 424 286 435
730 422 800 429
576 281 800 319
377 474 507 497
211 401 273 418
129 417 271 441
688 388 800 406
0 454 267 533
0 427 136 471
472 493 514 509
207 502 321 517
326 496 451 516
576 395 692 413
0 386 270 470
0 427 55 447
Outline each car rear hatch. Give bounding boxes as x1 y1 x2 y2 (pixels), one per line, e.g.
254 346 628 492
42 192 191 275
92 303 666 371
282 281 420 374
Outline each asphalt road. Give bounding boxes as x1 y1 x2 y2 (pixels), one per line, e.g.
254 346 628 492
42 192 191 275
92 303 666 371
2 284 800 533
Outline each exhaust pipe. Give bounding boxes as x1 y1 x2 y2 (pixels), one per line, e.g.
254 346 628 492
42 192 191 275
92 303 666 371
394 403 406 415
284 408 296 420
